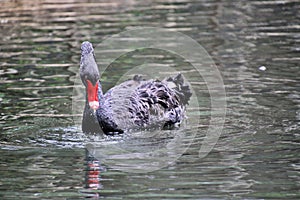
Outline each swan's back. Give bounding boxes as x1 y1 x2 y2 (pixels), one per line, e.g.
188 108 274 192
98 74 192 132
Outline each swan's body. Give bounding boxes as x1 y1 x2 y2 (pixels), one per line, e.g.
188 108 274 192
80 41 192 134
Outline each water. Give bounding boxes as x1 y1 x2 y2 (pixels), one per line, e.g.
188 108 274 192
0 0 299 199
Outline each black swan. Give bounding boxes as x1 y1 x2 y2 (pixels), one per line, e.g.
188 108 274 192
80 41 192 134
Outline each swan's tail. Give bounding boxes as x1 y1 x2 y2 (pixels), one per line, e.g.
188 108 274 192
164 74 192 105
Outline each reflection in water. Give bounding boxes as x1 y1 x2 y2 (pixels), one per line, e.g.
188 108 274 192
0 0 299 199
83 150 103 198
85 151 102 190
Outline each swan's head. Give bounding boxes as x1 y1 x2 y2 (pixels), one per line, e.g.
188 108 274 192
80 41 100 112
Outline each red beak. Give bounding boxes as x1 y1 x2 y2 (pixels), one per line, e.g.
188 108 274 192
86 80 99 111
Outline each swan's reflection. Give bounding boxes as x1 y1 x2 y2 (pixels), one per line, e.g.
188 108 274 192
83 149 104 198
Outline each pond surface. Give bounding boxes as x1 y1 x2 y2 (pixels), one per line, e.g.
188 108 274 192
0 0 299 199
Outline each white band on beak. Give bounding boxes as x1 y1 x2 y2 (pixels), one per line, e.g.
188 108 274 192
89 101 99 110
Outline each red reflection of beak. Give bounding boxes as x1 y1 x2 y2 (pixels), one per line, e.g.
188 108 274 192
86 80 99 111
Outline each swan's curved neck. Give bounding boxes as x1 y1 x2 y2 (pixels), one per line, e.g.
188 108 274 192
97 80 104 104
